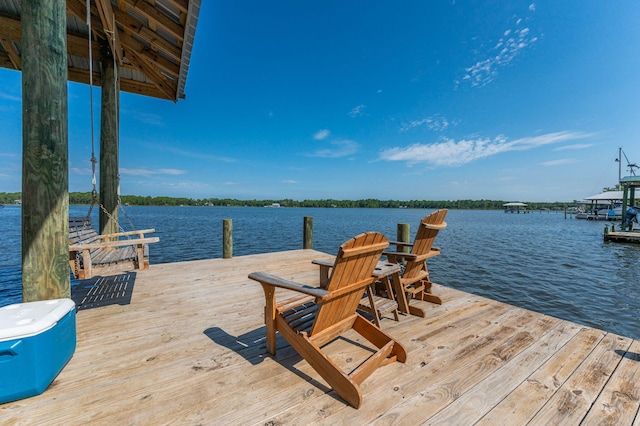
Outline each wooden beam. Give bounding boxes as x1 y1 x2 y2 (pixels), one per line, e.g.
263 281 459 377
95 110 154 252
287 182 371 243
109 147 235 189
21 0 70 301
125 0 185 42
68 66 171 100
0 14 22 42
0 0 183 102
65 0 94 22
95 0 124 64
163 0 189 15
0 51 15 69
67 31 102 60
127 49 177 100
119 30 180 77
113 7 182 61
0 13 103 63
68 0 180 78
0 38 21 69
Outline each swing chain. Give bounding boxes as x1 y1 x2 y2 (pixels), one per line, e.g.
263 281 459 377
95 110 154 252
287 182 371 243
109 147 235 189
74 252 81 279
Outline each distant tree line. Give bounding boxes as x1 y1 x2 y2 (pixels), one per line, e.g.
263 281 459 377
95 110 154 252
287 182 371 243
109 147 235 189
0 192 577 210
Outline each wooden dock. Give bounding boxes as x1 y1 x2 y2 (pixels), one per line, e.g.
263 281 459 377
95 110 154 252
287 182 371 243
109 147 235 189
2 249 640 425
604 230 640 244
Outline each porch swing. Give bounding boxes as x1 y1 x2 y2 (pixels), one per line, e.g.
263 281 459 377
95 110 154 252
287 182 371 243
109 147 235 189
68 1 159 280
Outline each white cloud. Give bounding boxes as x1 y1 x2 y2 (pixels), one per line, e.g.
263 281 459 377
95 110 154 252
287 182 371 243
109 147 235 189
400 114 452 132
125 110 165 126
0 92 21 102
554 143 593 151
349 104 366 118
539 158 576 167
308 139 360 158
313 129 330 140
462 13 539 88
146 143 237 163
282 180 298 184
379 131 590 166
70 167 92 175
529 3 536 12
120 168 186 176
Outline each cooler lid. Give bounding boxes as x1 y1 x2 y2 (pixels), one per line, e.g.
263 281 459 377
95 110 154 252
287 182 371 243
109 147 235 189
0 298 76 340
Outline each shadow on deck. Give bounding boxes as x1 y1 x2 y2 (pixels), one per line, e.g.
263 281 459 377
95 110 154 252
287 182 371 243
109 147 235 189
2 249 639 425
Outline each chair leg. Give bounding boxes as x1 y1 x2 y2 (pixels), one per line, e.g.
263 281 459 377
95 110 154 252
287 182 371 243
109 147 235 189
261 285 278 355
414 279 442 305
352 315 407 363
280 326 362 408
365 284 382 327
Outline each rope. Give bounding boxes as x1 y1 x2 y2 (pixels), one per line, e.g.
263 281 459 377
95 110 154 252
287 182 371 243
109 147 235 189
83 2 136 243
86 0 98 202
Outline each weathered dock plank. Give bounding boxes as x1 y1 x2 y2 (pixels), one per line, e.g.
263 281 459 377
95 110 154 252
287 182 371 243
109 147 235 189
604 231 640 244
2 249 639 425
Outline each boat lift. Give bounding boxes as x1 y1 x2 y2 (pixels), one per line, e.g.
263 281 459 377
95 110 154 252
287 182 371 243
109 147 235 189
620 175 640 230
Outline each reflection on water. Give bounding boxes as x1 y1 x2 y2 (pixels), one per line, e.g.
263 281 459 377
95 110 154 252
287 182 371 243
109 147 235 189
1 206 638 340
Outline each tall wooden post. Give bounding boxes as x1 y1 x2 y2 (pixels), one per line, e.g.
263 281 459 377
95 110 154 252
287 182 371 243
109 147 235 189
397 223 410 250
223 219 233 258
303 216 313 249
99 42 120 235
21 0 70 301
621 184 629 231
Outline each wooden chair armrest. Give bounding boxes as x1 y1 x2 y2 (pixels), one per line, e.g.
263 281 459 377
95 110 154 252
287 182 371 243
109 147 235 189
312 258 335 287
383 251 418 261
311 259 333 267
388 240 413 248
69 237 160 251
98 229 156 240
248 272 331 299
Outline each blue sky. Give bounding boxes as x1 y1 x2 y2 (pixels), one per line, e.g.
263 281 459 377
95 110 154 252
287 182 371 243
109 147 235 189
1 1 640 202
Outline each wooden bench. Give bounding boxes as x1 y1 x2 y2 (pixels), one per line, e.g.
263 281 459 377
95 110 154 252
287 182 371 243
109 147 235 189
69 217 160 280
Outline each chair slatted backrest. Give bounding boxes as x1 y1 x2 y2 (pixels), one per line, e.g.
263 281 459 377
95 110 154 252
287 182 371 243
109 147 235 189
69 218 101 246
403 209 448 279
311 232 388 335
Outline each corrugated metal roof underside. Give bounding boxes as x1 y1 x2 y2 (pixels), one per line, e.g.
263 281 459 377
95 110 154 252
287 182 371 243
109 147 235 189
0 0 202 102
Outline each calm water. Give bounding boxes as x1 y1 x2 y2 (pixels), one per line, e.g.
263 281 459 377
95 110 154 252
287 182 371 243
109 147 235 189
1 205 639 339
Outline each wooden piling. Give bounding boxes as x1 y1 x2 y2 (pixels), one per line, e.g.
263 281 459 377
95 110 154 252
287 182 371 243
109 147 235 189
99 41 121 235
21 0 70 302
303 216 313 249
397 223 410 253
223 219 232 258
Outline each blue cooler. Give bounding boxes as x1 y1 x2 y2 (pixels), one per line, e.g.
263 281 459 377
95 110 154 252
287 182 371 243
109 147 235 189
0 298 76 404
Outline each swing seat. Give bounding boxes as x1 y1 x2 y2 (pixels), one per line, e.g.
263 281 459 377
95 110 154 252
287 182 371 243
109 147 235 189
68 217 159 280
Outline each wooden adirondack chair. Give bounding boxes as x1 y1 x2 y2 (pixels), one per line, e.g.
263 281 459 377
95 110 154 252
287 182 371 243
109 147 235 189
68 217 159 280
248 232 407 408
384 209 448 317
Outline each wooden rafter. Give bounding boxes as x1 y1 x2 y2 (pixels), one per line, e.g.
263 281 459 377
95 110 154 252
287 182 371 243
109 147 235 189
95 0 124 63
124 0 185 42
163 0 188 15
127 49 176 100
0 0 199 101
0 38 20 69
0 14 21 42
66 0 179 99
0 52 13 69
113 6 181 62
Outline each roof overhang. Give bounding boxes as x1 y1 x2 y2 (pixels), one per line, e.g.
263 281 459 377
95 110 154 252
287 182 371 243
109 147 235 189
583 189 640 201
0 0 201 102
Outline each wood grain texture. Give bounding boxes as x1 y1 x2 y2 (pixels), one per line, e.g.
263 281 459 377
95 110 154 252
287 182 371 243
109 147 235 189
20 0 70 302
2 249 640 424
